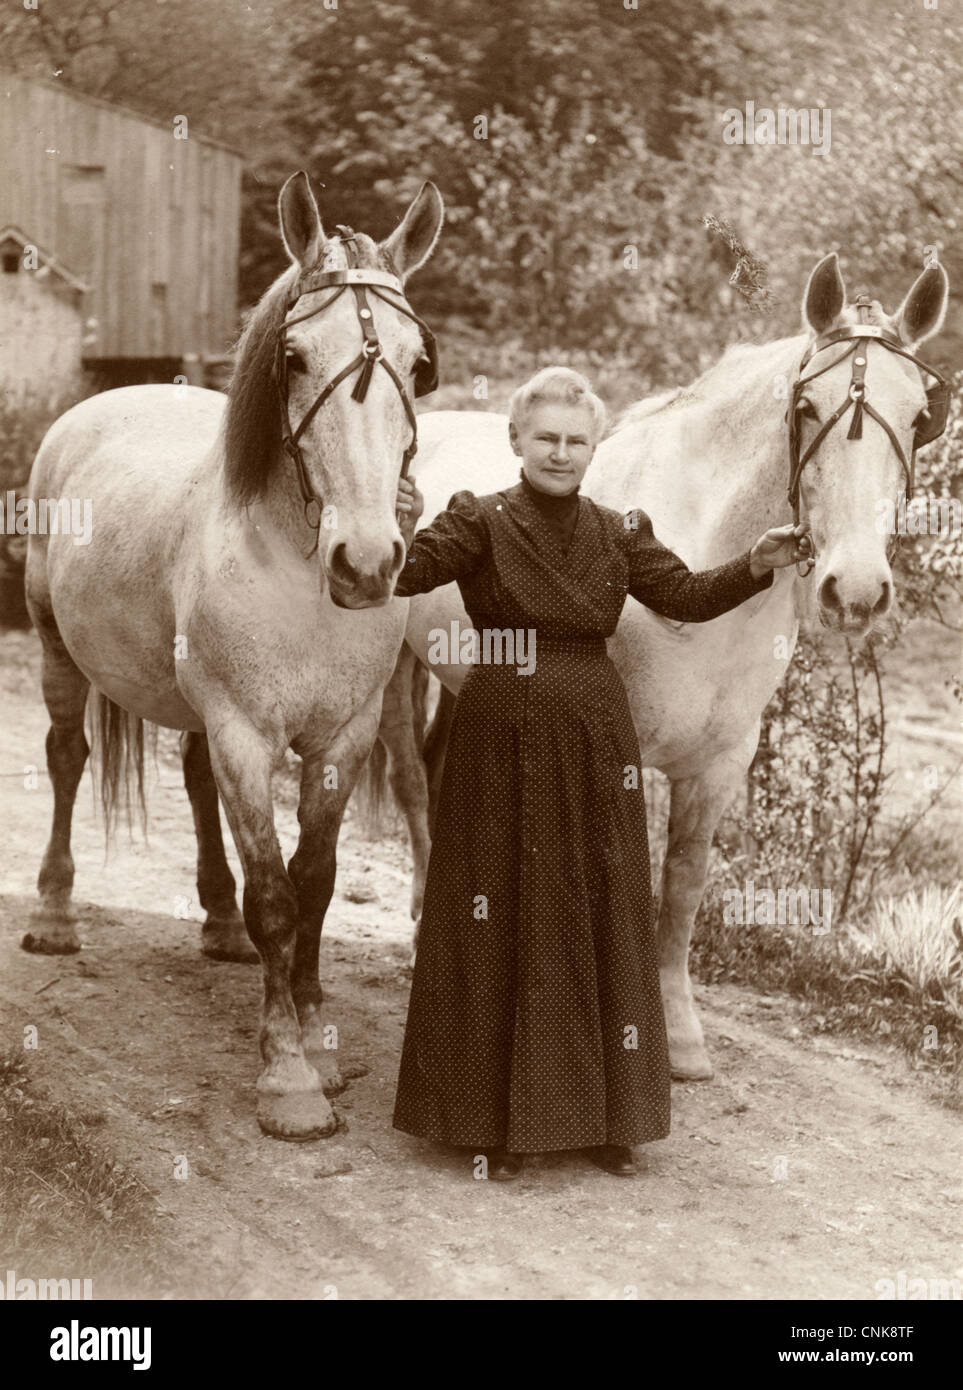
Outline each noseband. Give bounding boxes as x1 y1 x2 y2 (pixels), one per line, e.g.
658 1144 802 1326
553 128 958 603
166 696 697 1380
788 295 950 576
274 230 438 547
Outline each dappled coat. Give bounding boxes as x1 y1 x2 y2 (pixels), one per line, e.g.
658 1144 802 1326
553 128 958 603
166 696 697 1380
392 478 773 1153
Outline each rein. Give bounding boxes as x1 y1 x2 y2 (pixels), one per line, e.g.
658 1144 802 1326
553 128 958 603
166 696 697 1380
787 295 950 577
273 228 438 550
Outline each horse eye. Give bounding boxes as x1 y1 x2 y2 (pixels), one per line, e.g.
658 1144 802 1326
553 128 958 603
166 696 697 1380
795 397 818 421
285 347 306 373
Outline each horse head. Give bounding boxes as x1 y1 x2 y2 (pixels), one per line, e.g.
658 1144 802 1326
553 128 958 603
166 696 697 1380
226 172 444 608
278 173 444 607
794 252 949 635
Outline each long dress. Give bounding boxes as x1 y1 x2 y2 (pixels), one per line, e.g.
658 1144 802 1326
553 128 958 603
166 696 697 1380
392 474 774 1153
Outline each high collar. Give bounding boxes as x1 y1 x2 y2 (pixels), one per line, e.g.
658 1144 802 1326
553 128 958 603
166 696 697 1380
519 467 581 516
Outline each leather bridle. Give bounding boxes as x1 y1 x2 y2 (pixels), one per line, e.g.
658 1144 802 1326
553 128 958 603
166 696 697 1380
274 231 438 549
788 294 950 576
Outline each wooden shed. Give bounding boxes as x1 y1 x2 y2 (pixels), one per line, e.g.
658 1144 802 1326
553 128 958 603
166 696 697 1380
0 225 88 405
0 73 241 380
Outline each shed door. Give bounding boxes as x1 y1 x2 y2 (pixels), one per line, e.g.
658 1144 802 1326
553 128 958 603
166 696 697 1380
59 166 106 356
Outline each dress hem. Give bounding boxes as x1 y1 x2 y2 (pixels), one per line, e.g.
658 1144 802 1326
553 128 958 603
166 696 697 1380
391 1118 671 1154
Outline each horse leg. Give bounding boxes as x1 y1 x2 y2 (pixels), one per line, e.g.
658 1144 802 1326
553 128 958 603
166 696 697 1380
288 704 381 1094
22 614 90 955
658 742 755 1080
206 717 335 1141
423 678 455 840
376 646 431 935
180 730 257 963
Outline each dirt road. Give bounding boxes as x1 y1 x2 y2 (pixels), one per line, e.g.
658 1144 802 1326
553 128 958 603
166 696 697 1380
1 632 960 1300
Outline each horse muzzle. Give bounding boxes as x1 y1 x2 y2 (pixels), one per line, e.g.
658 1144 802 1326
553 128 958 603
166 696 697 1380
325 534 405 608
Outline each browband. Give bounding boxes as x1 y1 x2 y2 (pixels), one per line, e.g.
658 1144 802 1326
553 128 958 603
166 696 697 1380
799 323 903 370
291 268 405 301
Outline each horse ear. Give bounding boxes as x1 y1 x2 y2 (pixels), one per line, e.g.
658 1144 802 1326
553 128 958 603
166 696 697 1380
278 172 325 272
802 253 846 335
894 264 949 347
380 181 444 280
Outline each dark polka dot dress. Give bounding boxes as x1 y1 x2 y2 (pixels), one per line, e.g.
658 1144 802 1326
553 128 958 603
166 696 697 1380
392 472 773 1154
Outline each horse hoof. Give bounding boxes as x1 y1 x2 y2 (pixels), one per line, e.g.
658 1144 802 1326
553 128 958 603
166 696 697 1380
201 917 259 964
256 1089 337 1142
304 1050 347 1097
21 921 81 954
670 1055 714 1082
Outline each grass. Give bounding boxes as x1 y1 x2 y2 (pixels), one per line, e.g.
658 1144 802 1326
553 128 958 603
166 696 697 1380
690 886 963 1108
851 884 963 1010
0 1053 181 1298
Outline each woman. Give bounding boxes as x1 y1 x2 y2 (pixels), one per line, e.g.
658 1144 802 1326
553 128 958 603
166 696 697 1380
391 367 811 1181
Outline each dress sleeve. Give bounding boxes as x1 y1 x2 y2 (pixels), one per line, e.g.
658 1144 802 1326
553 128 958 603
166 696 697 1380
622 507 773 622
394 489 489 597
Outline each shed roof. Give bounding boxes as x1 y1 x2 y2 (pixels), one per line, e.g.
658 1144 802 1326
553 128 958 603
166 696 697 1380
0 224 90 292
0 72 244 158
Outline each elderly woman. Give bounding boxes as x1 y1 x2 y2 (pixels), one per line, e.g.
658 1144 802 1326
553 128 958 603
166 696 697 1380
391 367 810 1181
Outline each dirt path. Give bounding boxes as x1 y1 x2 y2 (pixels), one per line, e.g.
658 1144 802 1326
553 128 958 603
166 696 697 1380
1 632 961 1300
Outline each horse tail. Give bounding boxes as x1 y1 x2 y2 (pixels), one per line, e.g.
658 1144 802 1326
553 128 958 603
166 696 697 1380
355 735 390 838
422 680 455 839
86 689 154 841
353 645 431 837
423 679 453 765
410 653 427 751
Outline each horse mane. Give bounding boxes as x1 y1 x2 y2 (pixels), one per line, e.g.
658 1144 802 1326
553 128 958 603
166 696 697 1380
223 271 295 506
223 232 394 507
614 386 695 431
613 333 813 435
614 297 897 436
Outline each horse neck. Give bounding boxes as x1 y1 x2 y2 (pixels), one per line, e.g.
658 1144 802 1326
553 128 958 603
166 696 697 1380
590 335 808 565
214 425 319 560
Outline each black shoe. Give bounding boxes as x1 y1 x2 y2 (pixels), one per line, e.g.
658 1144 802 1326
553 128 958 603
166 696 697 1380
586 1144 636 1176
482 1147 524 1181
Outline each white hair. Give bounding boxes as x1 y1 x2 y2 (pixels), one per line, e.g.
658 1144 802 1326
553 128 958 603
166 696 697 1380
508 366 607 440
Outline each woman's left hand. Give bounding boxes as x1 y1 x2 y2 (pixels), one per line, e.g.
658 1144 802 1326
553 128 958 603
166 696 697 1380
396 475 425 537
749 522 814 578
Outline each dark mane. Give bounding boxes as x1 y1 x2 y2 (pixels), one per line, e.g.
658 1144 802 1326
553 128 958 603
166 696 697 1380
224 232 396 506
224 271 294 506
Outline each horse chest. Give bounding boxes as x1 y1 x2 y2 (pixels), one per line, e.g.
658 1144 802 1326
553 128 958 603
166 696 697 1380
181 575 406 738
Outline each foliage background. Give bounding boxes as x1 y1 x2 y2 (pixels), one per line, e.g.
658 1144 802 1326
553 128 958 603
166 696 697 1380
1 0 960 379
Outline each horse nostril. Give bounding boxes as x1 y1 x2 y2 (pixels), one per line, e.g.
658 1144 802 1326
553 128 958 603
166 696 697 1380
872 580 892 616
328 541 356 588
818 573 842 611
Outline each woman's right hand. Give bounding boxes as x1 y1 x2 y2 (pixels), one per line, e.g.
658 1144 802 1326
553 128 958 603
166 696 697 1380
396 476 424 535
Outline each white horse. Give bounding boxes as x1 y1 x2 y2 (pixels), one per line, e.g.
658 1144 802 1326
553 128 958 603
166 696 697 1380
24 172 444 1140
375 254 949 1079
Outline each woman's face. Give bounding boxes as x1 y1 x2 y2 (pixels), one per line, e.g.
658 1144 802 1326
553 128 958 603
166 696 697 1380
509 401 598 495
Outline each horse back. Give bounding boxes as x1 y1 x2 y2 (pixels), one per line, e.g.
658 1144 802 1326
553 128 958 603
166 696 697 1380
29 384 226 508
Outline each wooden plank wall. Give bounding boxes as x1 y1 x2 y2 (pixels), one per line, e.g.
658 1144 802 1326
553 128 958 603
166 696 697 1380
0 74 240 360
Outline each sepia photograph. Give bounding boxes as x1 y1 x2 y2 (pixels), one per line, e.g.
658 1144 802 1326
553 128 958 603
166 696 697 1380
0 0 960 1345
